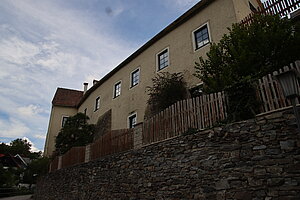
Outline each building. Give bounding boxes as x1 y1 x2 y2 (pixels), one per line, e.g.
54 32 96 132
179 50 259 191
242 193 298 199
44 0 262 156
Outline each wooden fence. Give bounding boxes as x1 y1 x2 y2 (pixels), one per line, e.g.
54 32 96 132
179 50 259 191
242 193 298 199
90 129 134 160
49 128 133 171
142 92 227 145
256 60 300 113
241 0 300 25
61 146 86 168
49 156 59 172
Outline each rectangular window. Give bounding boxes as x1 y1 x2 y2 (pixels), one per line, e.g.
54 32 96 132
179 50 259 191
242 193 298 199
128 113 137 128
157 48 169 71
249 2 257 12
131 68 140 88
61 116 69 127
95 97 100 111
84 108 87 115
194 24 210 50
114 81 121 98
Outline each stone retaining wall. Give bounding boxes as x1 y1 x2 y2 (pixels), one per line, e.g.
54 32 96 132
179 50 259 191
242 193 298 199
35 108 300 199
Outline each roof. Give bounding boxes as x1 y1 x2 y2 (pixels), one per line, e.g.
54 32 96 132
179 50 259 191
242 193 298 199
77 0 215 107
52 88 83 107
0 154 27 169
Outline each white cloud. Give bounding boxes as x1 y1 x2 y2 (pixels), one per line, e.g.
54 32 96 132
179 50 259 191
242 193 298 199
34 134 46 140
0 118 30 138
17 105 45 117
0 36 39 65
22 137 40 152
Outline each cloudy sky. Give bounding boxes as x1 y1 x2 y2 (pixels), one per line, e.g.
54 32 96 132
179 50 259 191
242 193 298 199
0 0 201 151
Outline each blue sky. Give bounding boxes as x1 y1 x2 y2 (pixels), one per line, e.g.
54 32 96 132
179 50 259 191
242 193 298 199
0 0 201 151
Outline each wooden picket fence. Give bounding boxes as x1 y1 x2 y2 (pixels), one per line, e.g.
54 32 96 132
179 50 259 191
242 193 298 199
49 156 59 172
61 146 86 168
256 60 300 113
241 0 300 25
142 92 227 145
49 128 134 171
90 129 134 160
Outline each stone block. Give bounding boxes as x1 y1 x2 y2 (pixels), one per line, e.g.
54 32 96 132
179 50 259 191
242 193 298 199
267 178 285 186
280 140 296 150
253 145 267 150
216 179 230 190
234 191 252 200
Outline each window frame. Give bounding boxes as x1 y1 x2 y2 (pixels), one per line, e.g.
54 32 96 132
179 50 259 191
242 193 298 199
94 96 100 111
61 116 69 127
192 22 211 51
130 67 140 88
156 47 169 72
128 112 137 128
113 80 122 99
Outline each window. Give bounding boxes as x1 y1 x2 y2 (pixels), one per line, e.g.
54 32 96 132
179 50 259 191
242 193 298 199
61 116 69 127
114 81 121 98
128 113 137 128
95 97 100 111
193 24 210 50
157 48 169 71
249 2 257 12
131 68 140 88
84 108 87 115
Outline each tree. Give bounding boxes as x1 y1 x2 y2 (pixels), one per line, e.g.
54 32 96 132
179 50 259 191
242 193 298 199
195 14 300 121
146 72 189 117
0 139 41 159
9 139 31 157
55 113 95 155
23 157 49 187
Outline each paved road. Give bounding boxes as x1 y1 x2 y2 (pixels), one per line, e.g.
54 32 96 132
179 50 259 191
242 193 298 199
0 195 32 200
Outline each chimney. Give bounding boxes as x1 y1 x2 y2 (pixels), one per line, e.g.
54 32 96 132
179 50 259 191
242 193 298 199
93 79 99 85
83 82 88 94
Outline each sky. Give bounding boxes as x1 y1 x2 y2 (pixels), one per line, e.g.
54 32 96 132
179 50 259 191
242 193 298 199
0 0 201 152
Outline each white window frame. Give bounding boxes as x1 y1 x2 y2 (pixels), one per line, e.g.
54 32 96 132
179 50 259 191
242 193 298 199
61 116 69 127
128 112 137 128
156 47 169 72
113 80 122 98
94 96 100 111
130 67 140 88
192 22 211 51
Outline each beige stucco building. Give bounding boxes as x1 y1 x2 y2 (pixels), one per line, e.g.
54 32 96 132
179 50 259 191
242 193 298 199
44 0 262 156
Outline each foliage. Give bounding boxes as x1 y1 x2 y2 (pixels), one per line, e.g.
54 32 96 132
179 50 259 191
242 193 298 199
55 113 95 155
0 139 41 159
23 157 49 186
195 14 300 120
146 72 189 117
0 164 17 188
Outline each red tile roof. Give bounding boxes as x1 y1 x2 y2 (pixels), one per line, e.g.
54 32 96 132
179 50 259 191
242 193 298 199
52 88 83 107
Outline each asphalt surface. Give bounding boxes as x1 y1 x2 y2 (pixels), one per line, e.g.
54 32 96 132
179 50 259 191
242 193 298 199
0 195 32 200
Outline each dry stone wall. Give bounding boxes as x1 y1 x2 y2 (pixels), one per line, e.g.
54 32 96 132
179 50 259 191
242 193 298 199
35 108 300 199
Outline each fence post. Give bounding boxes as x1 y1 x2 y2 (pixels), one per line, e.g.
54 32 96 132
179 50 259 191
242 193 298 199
57 156 62 170
85 144 91 163
133 122 143 149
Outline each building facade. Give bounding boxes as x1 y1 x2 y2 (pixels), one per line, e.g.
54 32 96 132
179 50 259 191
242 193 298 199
44 0 262 156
